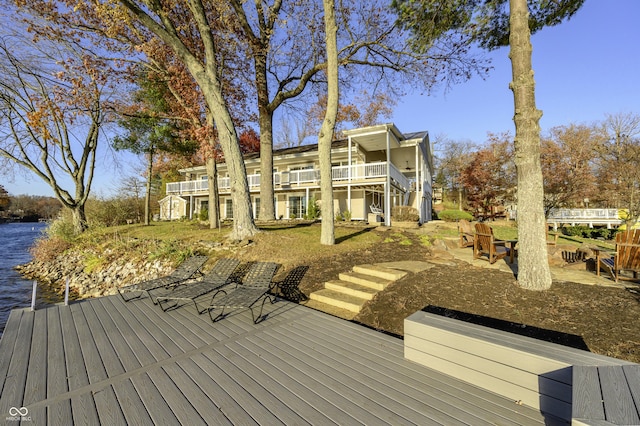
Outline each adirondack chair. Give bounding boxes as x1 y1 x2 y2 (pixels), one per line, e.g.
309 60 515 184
473 223 509 264
458 219 475 248
595 229 640 283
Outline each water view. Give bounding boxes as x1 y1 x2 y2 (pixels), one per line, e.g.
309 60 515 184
0 221 53 335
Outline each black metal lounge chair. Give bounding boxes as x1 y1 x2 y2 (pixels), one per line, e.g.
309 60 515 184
208 261 281 324
117 255 208 303
155 258 242 314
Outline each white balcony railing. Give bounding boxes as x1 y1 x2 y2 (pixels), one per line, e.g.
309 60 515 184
166 162 411 195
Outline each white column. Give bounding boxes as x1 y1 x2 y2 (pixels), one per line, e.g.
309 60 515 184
385 131 391 227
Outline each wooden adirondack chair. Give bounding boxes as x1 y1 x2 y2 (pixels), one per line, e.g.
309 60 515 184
458 219 475 248
473 223 509 264
596 229 640 283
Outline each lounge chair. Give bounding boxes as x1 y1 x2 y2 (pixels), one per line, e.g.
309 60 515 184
595 229 640 283
274 265 309 302
458 219 475 248
208 261 281 324
118 255 208 303
155 258 242 314
473 223 509 264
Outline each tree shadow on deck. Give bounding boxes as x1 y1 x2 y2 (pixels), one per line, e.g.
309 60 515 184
424 305 589 351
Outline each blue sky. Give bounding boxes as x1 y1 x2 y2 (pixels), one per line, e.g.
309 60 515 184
4 0 639 197
392 0 640 143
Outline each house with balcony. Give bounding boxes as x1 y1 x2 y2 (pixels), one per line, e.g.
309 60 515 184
164 123 433 226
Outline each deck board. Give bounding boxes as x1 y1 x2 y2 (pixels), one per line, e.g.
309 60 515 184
0 309 33 417
0 295 557 425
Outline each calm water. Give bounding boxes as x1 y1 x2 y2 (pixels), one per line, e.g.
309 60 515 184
0 222 54 335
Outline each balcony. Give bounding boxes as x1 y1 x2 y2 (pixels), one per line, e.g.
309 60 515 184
166 162 411 195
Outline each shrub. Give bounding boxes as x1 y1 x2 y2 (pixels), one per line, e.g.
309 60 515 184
198 208 209 221
391 206 420 222
437 210 473 222
46 213 76 242
305 197 320 220
30 236 72 262
335 209 352 221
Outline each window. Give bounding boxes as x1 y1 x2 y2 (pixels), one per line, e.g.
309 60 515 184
289 196 306 219
225 199 233 219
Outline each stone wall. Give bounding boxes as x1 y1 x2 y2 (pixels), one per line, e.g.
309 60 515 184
15 251 174 299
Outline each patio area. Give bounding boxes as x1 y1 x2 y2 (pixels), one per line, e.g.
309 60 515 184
0 294 554 425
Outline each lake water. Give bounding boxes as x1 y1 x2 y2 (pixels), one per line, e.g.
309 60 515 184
0 222 55 336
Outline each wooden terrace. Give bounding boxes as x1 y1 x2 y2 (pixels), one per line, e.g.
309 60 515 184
0 295 553 425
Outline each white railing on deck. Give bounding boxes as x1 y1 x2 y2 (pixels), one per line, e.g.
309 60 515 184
546 208 623 228
167 162 411 194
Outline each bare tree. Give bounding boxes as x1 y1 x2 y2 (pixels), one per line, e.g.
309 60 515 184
0 34 107 234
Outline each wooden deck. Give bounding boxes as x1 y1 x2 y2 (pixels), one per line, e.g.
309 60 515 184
0 295 557 425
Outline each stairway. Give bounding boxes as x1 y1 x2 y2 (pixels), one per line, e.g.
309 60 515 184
308 264 408 314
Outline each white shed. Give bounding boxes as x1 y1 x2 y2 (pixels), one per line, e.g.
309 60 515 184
158 195 187 221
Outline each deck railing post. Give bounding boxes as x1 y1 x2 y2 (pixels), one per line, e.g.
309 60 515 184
65 277 70 306
30 280 37 311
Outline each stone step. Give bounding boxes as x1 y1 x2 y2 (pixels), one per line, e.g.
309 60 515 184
338 271 392 291
309 289 368 313
352 264 408 282
301 299 358 320
325 280 379 300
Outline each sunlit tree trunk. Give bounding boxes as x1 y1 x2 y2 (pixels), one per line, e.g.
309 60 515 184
509 0 552 290
255 53 276 221
319 0 339 245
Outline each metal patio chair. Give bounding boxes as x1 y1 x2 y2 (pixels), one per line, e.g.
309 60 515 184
118 255 208 303
208 261 281 324
155 258 242 314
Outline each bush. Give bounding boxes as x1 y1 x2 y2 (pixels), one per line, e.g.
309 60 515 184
562 226 614 239
391 206 420 222
198 208 208 221
46 213 77 242
437 209 473 222
335 209 351 221
305 197 320 220
30 236 72 262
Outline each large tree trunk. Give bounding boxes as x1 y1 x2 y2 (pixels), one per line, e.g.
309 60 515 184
509 0 552 290
71 205 88 235
319 0 338 246
255 54 276 222
199 80 258 240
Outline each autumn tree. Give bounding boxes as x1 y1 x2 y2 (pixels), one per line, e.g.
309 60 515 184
432 135 477 210
540 124 602 214
394 0 584 290
24 0 260 240
0 185 9 211
460 134 515 217
595 112 640 225
0 31 110 234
